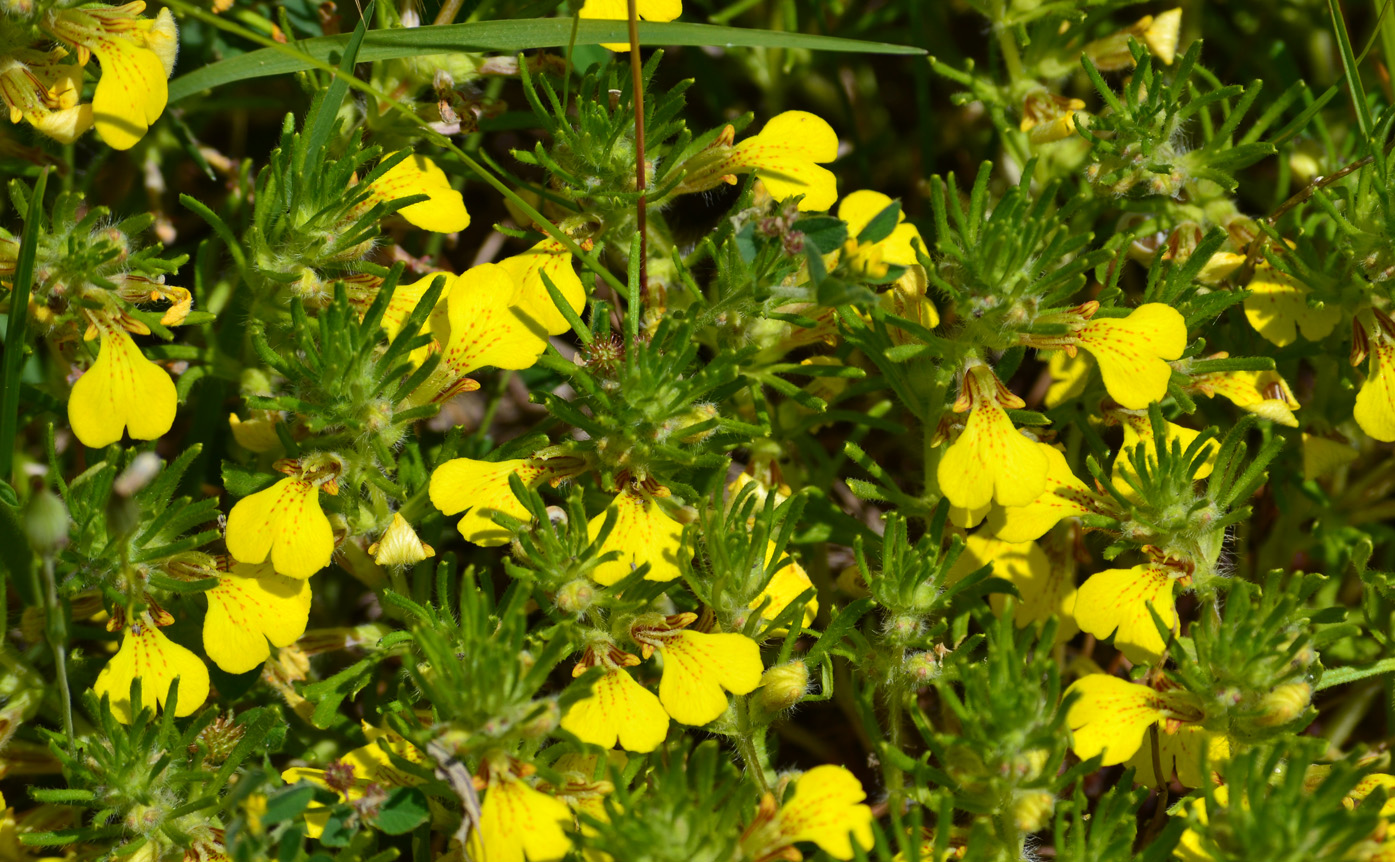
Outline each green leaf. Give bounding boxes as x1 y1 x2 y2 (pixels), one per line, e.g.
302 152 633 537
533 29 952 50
170 21 923 103
302 0 374 171
0 169 49 478
856 200 902 245
263 785 318 825
373 787 430 835
0 479 17 509
794 216 848 255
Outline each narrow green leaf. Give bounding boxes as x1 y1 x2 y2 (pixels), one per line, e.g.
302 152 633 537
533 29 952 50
1 168 49 478
170 21 923 103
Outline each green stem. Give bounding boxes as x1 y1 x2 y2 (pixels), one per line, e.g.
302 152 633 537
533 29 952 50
41 556 74 746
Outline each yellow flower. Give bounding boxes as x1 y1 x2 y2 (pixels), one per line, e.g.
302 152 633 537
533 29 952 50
937 362 1049 511
367 153 469 233
1243 262 1340 347
677 111 838 211
753 541 818 628
431 263 549 379
225 467 337 580
753 765 875 861
203 558 312 674
1072 303 1187 410
1302 433 1358 481
1175 786 1228 862
282 722 427 838
1073 561 1186 664
1064 674 1202 767
881 263 941 344
368 513 435 567
837 190 924 277
560 666 669 753
1111 409 1216 494
94 612 210 723
631 613 763 726
578 0 682 50
68 319 177 448
473 773 572 862
1126 724 1227 788
949 534 1077 641
987 442 1106 543
44 3 178 150
1020 92 1087 145
588 484 686 585
1192 361 1300 427
1355 322 1395 442
431 457 546 546
228 411 283 452
0 47 93 144
1044 350 1091 408
497 239 587 337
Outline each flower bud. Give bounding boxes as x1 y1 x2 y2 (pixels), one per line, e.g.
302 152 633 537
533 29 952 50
905 651 941 685
1255 682 1311 727
23 487 69 553
556 580 596 615
368 513 435 567
757 661 809 713
1011 789 1055 833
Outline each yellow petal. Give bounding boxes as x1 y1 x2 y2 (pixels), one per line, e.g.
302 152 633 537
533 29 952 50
656 630 762 726
579 0 682 49
950 534 1077 639
1114 414 1216 494
1075 304 1186 410
560 668 670 752
225 477 334 579
203 560 312 674
144 8 179 76
1073 563 1178 664
68 325 176 448
1243 264 1340 347
838 190 923 267
93 620 210 723
229 412 282 452
370 153 469 233
476 779 572 862
496 240 587 337
728 111 839 211
1356 340 1395 442
937 366 1049 510
429 458 542 546
776 765 875 861
987 443 1097 543
437 264 547 377
370 513 434 567
1143 8 1182 64
1044 350 1091 408
1197 368 1299 427
1064 674 1167 766
88 34 168 150
1125 724 1227 788
753 541 818 627
587 488 685 585
1301 433 1358 481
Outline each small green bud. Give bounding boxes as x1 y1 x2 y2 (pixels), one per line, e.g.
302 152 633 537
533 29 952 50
757 661 809 713
1255 682 1312 727
556 580 596 615
1011 789 1055 833
23 487 69 553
